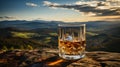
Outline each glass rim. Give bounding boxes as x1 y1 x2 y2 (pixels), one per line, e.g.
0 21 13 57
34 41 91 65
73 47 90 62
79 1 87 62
58 23 86 27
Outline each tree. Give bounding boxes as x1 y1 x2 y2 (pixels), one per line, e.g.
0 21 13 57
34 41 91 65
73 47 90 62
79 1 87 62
20 45 24 50
2 46 8 51
10 46 14 50
27 45 33 50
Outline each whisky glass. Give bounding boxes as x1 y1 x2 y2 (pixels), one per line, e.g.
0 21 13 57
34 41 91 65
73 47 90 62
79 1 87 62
58 24 86 60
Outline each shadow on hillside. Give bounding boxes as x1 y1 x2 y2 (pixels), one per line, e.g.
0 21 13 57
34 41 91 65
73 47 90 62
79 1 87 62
31 56 79 67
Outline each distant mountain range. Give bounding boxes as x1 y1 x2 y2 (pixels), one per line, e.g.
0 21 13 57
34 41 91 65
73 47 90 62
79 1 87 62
0 20 120 30
0 20 63 30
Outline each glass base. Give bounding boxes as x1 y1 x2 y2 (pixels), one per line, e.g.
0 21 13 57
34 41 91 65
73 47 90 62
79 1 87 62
59 53 85 60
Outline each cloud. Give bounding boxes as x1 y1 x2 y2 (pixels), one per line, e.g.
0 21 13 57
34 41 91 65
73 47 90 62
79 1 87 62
0 16 17 19
0 16 22 21
103 16 120 21
43 1 60 7
43 0 120 16
26 2 38 7
43 1 60 9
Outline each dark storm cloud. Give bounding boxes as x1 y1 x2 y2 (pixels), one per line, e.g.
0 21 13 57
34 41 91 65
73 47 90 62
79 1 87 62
43 1 120 16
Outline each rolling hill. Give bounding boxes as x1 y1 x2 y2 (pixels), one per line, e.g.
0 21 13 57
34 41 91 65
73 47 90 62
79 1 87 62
0 20 120 52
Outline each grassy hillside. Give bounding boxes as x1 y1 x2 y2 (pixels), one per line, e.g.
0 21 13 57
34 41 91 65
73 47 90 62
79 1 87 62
86 27 120 52
0 22 120 52
0 28 58 51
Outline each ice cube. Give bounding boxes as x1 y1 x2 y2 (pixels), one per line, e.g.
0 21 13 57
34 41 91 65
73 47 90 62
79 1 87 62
65 35 72 41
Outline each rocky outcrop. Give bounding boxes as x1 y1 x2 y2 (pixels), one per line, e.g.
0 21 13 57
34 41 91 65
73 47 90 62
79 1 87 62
0 49 120 67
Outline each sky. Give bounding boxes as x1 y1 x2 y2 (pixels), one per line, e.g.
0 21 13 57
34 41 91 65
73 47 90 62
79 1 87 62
0 0 120 22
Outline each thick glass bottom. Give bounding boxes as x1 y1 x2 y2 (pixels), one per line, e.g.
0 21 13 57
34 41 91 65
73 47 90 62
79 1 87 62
59 53 85 60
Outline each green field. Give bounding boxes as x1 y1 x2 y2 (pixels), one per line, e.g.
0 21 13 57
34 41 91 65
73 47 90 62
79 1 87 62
11 32 40 38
